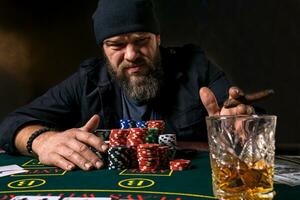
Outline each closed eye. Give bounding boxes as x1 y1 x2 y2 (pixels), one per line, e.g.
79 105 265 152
104 42 126 50
134 37 150 46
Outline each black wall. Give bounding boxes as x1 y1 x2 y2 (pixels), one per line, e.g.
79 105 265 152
0 0 299 152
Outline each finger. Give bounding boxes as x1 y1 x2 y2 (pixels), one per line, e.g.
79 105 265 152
80 114 100 132
199 87 220 116
229 86 245 99
246 105 255 115
47 152 75 171
221 104 245 115
67 138 104 169
235 104 254 115
57 144 93 170
75 131 108 152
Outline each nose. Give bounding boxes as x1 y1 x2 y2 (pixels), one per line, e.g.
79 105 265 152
124 44 139 62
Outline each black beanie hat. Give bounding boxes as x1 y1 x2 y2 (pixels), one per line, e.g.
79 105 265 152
93 0 160 45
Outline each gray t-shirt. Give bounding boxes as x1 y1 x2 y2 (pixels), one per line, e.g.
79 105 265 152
121 91 160 121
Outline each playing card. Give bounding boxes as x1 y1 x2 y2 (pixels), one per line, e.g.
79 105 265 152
0 164 27 177
0 164 23 171
274 173 300 186
0 169 28 177
274 155 300 186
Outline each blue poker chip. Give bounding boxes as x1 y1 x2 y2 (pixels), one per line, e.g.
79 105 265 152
120 119 136 129
136 120 147 128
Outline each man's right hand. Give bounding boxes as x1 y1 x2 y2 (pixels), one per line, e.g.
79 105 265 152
20 115 108 171
199 86 255 116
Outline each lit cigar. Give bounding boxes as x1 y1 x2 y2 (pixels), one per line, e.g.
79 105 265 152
223 89 275 108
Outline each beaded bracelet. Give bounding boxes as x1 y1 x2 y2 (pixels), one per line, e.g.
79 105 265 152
26 127 53 154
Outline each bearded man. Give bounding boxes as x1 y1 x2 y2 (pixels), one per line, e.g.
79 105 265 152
0 0 254 170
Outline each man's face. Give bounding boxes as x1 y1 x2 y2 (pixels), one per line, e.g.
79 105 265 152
103 32 163 102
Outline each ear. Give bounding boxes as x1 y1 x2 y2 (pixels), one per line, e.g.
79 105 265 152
156 35 161 46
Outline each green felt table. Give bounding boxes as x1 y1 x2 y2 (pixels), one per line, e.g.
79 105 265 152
0 151 299 200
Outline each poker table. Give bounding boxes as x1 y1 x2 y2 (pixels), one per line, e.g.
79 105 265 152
0 144 299 200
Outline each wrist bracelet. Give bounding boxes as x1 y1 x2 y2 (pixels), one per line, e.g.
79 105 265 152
26 127 53 155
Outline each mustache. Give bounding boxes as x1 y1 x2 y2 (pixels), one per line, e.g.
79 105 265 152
119 58 148 69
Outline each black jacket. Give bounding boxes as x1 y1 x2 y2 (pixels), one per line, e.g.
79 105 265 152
0 45 230 154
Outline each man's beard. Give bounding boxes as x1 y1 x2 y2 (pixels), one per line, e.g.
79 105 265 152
105 48 163 103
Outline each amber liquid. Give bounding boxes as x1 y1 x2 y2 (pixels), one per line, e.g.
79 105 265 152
211 158 274 200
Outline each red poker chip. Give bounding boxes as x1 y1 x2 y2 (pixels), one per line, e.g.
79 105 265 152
137 150 158 154
138 157 159 161
169 159 191 171
109 129 129 146
127 129 147 147
137 150 159 154
147 120 165 130
138 154 158 158
170 166 184 171
170 159 191 164
137 154 158 158
138 143 160 149
139 168 156 172
138 157 160 161
139 163 159 167
139 166 160 170
129 128 148 133
138 143 159 147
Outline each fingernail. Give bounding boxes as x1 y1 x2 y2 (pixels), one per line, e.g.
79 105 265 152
85 162 92 170
95 161 103 169
95 151 103 159
101 144 108 151
247 106 254 114
67 165 73 170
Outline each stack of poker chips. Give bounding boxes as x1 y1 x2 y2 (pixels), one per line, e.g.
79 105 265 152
126 128 148 168
106 119 191 171
169 159 191 171
126 128 148 146
109 129 129 147
108 129 130 170
145 128 159 143
108 147 131 170
137 144 160 172
158 134 177 160
147 120 165 134
158 134 177 147
146 120 165 144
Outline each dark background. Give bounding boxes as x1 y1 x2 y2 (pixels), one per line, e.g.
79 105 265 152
0 0 299 153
